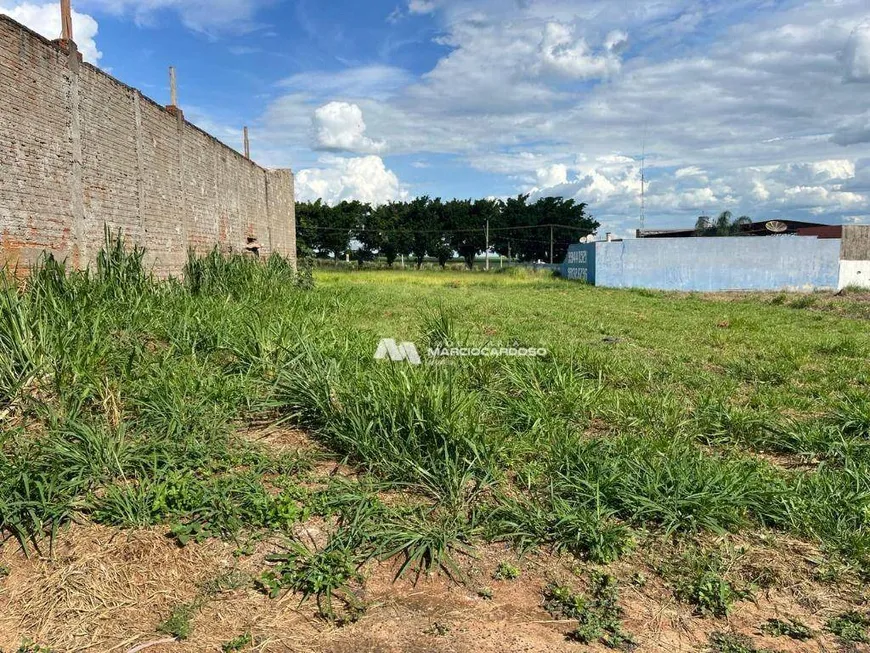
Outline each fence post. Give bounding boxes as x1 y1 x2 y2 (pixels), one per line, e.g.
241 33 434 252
550 226 554 264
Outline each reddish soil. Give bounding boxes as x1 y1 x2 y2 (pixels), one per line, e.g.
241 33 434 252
0 524 862 653
1 427 864 652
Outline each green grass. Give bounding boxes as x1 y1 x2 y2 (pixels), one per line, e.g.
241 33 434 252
761 617 813 640
257 539 364 621
826 611 870 644
493 561 520 580
2 239 870 624
543 573 635 648
708 631 771 653
665 546 752 617
7 642 54 653
222 632 253 652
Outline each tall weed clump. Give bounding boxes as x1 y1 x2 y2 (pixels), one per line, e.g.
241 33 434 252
274 352 502 507
546 433 787 534
183 248 300 299
0 283 45 408
95 227 150 301
0 233 313 553
786 460 870 563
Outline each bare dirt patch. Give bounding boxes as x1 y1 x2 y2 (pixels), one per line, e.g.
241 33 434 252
0 524 242 652
0 527 861 653
237 424 324 456
238 423 357 483
0 428 862 652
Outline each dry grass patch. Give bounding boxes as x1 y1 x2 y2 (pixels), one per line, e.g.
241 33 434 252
0 524 236 652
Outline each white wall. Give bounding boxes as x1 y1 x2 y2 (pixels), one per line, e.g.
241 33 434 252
839 260 870 289
592 237 842 291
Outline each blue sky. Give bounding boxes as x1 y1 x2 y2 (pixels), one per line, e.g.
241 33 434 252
3 0 870 236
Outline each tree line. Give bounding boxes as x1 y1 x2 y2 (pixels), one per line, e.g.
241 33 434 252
295 195 600 268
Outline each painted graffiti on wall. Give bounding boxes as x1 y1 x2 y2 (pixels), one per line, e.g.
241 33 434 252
561 243 595 284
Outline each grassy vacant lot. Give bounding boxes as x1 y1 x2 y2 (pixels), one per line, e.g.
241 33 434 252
1 243 870 652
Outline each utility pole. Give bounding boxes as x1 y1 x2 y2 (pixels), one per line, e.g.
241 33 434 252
60 0 73 41
243 126 250 159
550 226 554 265
640 149 646 231
485 218 490 271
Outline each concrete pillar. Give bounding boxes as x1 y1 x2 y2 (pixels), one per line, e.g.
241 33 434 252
66 40 86 267
839 225 870 289
265 168 296 267
52 0 82 59
176 110 189 271
166 66 184 127
60 0 73 41
169 66 177 107
132 93 146 249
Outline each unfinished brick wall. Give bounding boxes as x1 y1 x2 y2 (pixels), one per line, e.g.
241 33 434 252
0 14 296 277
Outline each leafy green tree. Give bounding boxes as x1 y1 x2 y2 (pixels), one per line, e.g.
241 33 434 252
425 198 454 267
299 194 598 267
330 201 370 260
492 195 530 261
402 197 439 268
352 247 376 267
295 200 366 260
534 197 597 262
295 199 330 257
354 202 383 267
695 211 752 236
374 202 414 267
442 200 475 269
430 239 454 268
442 198 501 269
496 196 597 262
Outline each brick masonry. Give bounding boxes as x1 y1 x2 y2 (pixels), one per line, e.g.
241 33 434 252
0 14 296 277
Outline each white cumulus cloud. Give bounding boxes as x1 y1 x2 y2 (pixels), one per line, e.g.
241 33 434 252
257 0 870 226
529 155 642 209
675 166 705 179
313 102 385 154
536 164 569 188
0 1 101 62
295 156 407 206
538 22 624 79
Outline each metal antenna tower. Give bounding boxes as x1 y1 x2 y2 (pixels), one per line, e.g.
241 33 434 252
640 129 647 232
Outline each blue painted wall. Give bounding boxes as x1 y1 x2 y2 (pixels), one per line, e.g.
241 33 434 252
561 243 596 283
563 237 842 291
